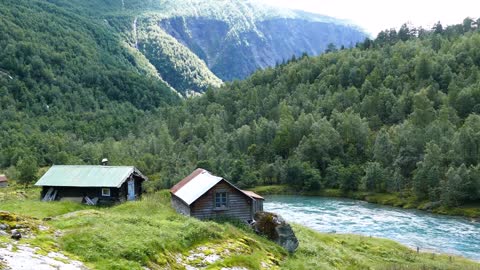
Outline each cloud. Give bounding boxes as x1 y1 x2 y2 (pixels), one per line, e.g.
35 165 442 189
259 0 479 35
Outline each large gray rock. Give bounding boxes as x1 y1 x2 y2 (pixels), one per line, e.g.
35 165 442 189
253 211 299 253
11 230 22 240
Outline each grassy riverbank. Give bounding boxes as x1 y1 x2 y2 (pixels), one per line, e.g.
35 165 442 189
0 185 479 269
251 185 480 219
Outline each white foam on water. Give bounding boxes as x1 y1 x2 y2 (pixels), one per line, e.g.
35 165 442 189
264 195 480 261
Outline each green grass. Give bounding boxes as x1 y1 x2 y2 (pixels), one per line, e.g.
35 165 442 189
1 187 479 269
283 225 480 270
47 191 286 269
0 185 91 219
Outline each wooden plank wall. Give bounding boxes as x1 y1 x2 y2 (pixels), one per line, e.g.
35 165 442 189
190 181 253 221
171 195 190 216
39 173 145 204
253 200 264 213
41 186 120 204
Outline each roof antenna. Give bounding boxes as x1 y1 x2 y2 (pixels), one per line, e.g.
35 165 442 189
101 158 108 166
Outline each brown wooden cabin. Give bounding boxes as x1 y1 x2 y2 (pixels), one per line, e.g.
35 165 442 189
170 168 264 223
34 165 147 205
0 175 8 188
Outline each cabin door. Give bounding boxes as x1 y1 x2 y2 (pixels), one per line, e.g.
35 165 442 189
127 179 135 201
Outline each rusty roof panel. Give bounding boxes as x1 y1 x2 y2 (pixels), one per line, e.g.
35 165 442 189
172 169 223 205
170 168 205 193
171 168 264 205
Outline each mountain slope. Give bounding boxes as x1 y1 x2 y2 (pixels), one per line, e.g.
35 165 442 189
3 15 480 215
1 0 366 95
133 0 367 87
0 0 179 112
0 0 181 169
46 0 367 94
145 0 367 81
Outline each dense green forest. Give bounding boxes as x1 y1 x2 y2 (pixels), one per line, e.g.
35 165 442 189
0 0 179 182
0 0 179 138
2 11 480 208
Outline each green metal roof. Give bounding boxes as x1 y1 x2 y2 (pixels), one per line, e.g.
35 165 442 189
35 165 147 188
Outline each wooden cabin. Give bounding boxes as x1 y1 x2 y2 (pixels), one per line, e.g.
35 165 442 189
0 175 8 188
34 165 147 205
170 168 264 223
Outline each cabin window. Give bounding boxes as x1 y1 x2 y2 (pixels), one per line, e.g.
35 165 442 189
215 192 228 208
102 188 111 197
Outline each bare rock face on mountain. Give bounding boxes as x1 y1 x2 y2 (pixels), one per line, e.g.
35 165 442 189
254 211 299 253
159 16 366 82
117 0 367 94
0 0 366 97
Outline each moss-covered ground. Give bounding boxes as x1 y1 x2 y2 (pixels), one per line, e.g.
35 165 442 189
0 184 479 269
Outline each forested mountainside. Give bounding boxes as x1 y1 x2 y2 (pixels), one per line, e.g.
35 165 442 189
0 0 180 115
3 16 480 209
44 0 366 94
178 20 480 208
154 19 480 208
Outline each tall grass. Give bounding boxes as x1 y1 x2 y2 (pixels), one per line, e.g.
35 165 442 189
1 188 479 269
281 225 480 270
0 184 91 218
50 191 284 269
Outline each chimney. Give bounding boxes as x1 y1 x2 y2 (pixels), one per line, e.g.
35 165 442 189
101 158 108 166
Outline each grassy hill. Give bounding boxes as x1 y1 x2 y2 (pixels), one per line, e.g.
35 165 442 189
0 184 479 269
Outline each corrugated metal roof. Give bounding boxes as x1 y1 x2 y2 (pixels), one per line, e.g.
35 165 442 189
0 175 7 182
171 168 262 205
170 168 205 193
34 165 146 188
172 169 223 205
242 190 264 200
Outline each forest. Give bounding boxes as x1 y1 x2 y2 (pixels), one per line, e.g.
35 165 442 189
1 11 480 208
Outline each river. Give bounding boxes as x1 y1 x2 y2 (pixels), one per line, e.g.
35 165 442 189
264 195 480 261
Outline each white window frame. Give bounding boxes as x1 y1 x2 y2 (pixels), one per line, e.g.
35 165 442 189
101 188 111 197
215 191 228 209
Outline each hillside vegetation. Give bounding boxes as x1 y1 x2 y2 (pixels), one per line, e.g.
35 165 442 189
143 19 480 211
2 16 480 212
41 0 366 93
0 185 478 269
0 0 180 171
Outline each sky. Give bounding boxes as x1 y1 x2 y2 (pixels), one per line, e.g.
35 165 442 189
260 0 480 36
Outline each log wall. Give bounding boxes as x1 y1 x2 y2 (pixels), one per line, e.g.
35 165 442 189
190 180 253 222
171 195 190 216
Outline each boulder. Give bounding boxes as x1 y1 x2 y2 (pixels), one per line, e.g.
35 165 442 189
253 211 299 253
0 223 8 230
11 230 21 240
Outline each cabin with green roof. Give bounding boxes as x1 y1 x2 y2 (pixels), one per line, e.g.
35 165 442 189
35 165 148 205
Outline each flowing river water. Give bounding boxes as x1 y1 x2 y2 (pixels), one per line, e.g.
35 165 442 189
264 195 480 261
